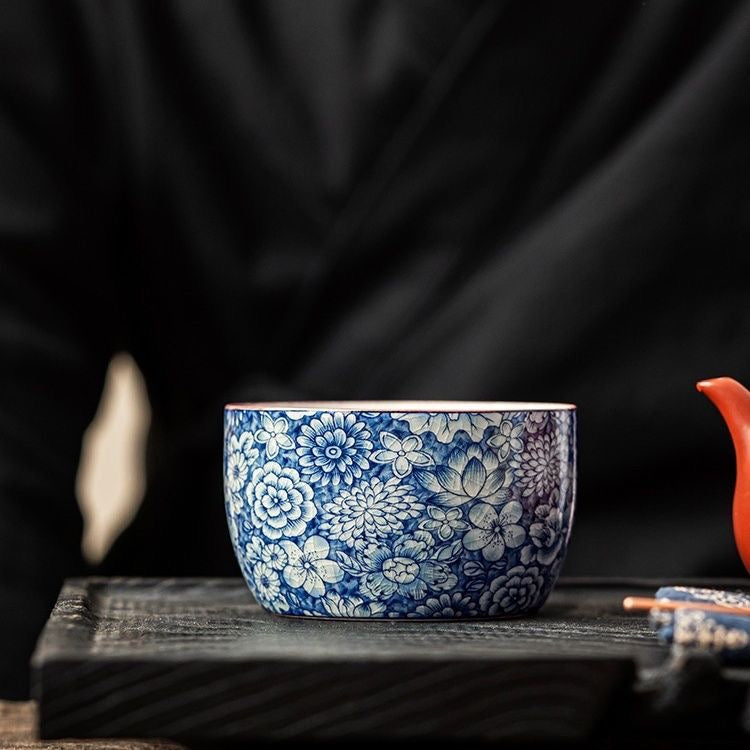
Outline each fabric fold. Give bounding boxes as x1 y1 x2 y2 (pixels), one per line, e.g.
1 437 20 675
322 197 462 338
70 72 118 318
649 586 750 664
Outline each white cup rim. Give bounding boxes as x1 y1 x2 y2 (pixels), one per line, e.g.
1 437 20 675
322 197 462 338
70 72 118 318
225 400 576 413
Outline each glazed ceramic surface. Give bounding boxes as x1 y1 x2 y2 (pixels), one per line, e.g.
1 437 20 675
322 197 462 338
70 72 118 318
223 403 576 619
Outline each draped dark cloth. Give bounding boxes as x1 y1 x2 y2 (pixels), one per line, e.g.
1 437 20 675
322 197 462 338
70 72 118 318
1 0 749 697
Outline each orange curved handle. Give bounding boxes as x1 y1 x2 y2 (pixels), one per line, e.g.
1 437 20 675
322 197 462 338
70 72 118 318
697 377 750 574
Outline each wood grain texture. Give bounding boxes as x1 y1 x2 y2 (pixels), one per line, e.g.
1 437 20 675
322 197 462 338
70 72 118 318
31 578 750 743
0 700 185 749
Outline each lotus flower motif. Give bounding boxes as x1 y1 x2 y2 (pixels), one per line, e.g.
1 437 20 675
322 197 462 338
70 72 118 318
415 444 513 507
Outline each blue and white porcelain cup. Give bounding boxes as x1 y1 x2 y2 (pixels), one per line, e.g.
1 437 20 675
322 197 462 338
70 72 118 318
224 401 576 619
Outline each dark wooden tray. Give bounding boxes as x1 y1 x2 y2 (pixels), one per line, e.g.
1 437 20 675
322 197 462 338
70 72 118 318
31 577 750 744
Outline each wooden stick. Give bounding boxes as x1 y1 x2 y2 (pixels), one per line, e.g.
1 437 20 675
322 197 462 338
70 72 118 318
623 596 750 617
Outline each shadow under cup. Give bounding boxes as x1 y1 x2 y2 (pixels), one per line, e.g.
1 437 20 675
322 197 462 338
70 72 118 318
223 401 576 619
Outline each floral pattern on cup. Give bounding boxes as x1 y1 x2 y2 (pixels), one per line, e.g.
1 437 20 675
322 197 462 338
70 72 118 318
225 407 575 618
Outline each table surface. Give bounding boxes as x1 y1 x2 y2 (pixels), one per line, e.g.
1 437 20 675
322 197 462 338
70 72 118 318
30 577 750 745
0 700 185 749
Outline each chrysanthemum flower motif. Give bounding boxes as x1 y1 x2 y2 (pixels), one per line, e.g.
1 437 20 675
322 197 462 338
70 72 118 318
524 411 549 434
254 414 295 458
415 444 513 507
225 431 258 494
462 501 526 561
408 592 478 618
418 506 469 541
358 531 457 601
479 565 545 615
391 412 498 443
229 430 259 461
226 451 249 494
246 536 290 571
371 432 433 477
486 420 525 461
295 412 373 486
247 461 316 539
511 432 562 499
280 536 344 598
320 476 423 547
251 561 289 610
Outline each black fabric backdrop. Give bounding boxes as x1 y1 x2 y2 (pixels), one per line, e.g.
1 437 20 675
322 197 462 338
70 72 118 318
1 0 750 697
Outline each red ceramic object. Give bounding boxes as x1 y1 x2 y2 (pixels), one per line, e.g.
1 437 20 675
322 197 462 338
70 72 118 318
697 377 750 574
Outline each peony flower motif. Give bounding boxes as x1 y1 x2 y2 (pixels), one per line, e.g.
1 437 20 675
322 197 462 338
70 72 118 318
318 591 386 618
247 461 316 539
462 501 526 561
486 420 525 461
418 506 469 541
408 592 478 618
358 530 457 601
251 561 290 613
479 565 545 615
295 412 373 486
415 444 513 507
511 432 562 499
320 476 423 547
371 432 433 478
391 412 499 443
254 414 295 458
280 536 344 598
528 503 564 566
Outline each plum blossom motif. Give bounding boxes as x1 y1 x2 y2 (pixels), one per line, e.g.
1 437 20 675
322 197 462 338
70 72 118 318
462 501 526 561
247 461 316 539
511 432 562 499
295 412 373 486
391 412 499 443
415 445 513 507
418 506 469 541
408 592 478 618
225 431 259 494
320 477 423 547
487 420 525 461
254 414 295 458
371 432 432 477
358 531 457 600
280 536 343 597
479 565 545 615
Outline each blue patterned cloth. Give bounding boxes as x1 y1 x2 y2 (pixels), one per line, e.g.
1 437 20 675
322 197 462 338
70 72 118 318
650 587 750 664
